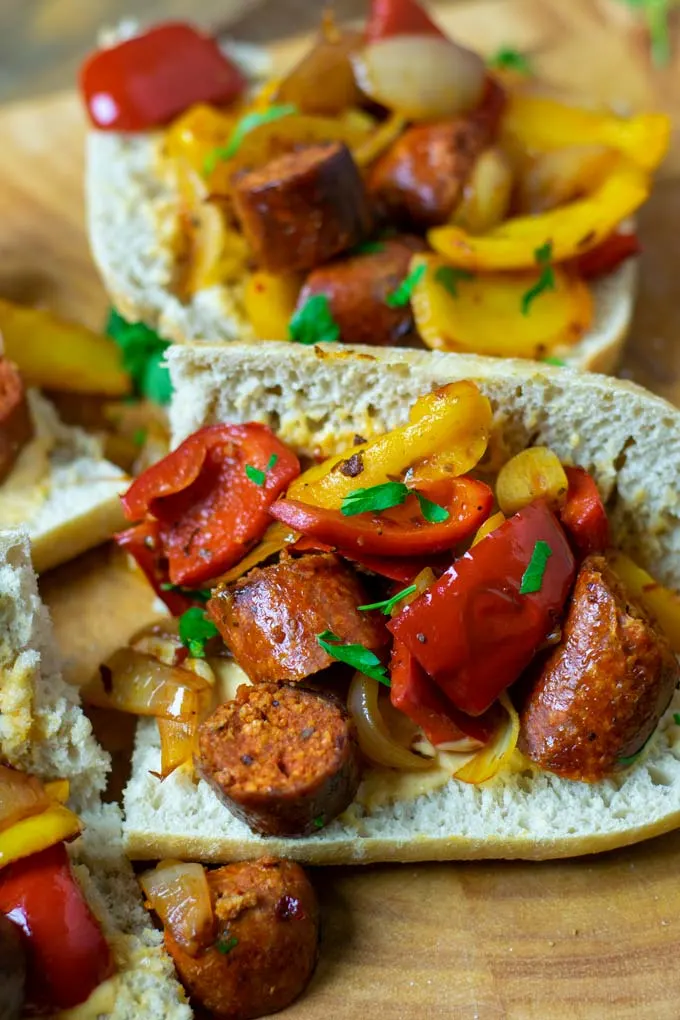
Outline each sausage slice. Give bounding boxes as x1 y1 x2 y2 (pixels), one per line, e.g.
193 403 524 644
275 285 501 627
232 142 372 273
197 683 362 836
0 358 33 484
296 234 427 345
519 555 679 782
208 553 387 684
165 857 318 1020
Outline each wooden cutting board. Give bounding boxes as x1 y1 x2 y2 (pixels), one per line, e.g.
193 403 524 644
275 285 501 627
4 2 680 1017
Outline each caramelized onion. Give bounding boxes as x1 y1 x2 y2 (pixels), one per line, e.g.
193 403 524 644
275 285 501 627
0 766 50 833
352 35 486 122
275 26 363 116
157 719 199 780
140 860 214 956
454 693 520 784
348 672 432 770
83 648 210 720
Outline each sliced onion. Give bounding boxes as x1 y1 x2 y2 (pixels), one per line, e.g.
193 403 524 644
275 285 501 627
275 25 363 116
157 718 198 780
0 765 50 834
352 112 407 168
348 672 433 770
83 649 210 720
352 35 486 122
454 693 520 784
216 521 297 585
140 860 214 956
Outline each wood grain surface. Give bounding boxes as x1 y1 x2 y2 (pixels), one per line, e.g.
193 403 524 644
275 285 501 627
3 1 680 1017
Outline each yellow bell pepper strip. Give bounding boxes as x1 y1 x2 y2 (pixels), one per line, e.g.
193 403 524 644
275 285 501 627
428 162 649 270
608 552 680 654
411 254 593 358
496 447 569 515
164 103 239 182
286 380 492 509
471 510 505 547
0 803 82 870
244 271 303 339
44 779 70 804
503 95 670 173
352 112 407 168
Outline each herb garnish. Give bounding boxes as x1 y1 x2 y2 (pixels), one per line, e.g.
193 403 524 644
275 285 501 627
132 428 147 448
385 263 426 308
352 240 386 255
519 540 553 594
245 454 278 486
313 815 325 830
434 265 476 297
203 104 298 174
521 242 556 316
543 356 567 367
674 713 680 725
316 630 390 685
160 583 212 603
416 493 450 523
216 935 239 955
178 607 219 658
615 0 672 67
105 308 172 405
340 481 449 522
358 584 418 615
289 294 340 345
487 46 533 74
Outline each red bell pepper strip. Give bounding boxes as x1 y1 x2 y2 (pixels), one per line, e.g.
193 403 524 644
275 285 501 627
558 466 610 556
390 642 498 747
270 476 493 558
290 535 451 583
572 231 640 280
120 424 300 587
80 23 245 131
389 501 575 716
365 0 446 41
116 519 199 615
0 842 114 1010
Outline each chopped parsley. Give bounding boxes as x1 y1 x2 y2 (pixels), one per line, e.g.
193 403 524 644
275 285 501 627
674 713 680 725
543 356 567 367
105 308 172 405
434 265 476 297
160 583 212 603
316 631 390 685
521 242 556 316
353 240 386 255
358 584 418 615
246 454 278 486
385 263 426 308
203 104 298 174
313 815 325 830
487 46 533 74
341 481 409 516
519 540 553 595
178 607 219 658
615 0 672 67
416 493 450 523
216 934 239 955
289 294 340 345
132 427 147 448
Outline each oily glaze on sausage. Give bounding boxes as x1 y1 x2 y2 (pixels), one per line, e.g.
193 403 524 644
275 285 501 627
0 914 26 1020
519 555 679 781
208 553 387 684
197 682 362 837
232 141 372 272
296 234 427 345
165 857 318 1020
0 358 33 484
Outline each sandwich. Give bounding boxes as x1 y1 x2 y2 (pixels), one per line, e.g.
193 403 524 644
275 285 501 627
82 0 668 371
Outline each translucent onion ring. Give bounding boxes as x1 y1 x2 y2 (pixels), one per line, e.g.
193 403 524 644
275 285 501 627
140 860 214 956
348 671 433 770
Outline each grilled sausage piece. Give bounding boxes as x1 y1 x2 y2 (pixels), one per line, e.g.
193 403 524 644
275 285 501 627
165 857 319 1020
368 77 506 228
197 682 362 836
0 913 26 1020
296 234 427 345
208 553 387 684
0 358 33 484
519 555 679 782
232 142 372 273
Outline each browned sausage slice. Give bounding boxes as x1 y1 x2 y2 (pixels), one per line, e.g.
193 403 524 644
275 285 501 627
0 358 33 485
165 857 318 1020
519 555 679 782
208 553 387 684
296 234 427 345
197 683 361 837
232 142 372 273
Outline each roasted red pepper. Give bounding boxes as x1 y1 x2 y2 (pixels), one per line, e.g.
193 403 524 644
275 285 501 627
559 466 610 556
0 842 114 1010
390 642 497 747
116 519 201 614
573 231 640 279
290 535 451 583
389 501 575 715
365 0 446 40
80 22 246 131
120 424 300 587
270 476 493 558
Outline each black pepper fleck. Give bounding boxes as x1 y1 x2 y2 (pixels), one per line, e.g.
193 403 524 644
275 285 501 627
241 754 254 765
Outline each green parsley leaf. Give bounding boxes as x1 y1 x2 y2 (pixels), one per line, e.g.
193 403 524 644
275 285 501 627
385 263 426 308
521 242 556 316
313 815 325 830
132 428 147 448
615 0 672 67
203 104 298 174
434 265 475 297
341 481 409 517
160 583 212 603
178 607 219 658
216 935 239 955
105 309 172 405
316 631 390 685
266 453 278 471
352 240 386 255
674 713 680 725
416 493 450 523
487 46 533 74
289 294 340 345
358 584 418 615
519 540 553 595
245 464 266 486
542 356 567 367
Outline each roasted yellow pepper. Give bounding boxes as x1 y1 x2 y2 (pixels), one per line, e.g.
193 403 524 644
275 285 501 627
503 95 670 173
411 254 592 358
428 162 649 270
455 693 520 785
287 380 492 509
608 552 680 654
244 271 303 339
496 447 569 514
471 511 506 547
0 804 82 870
